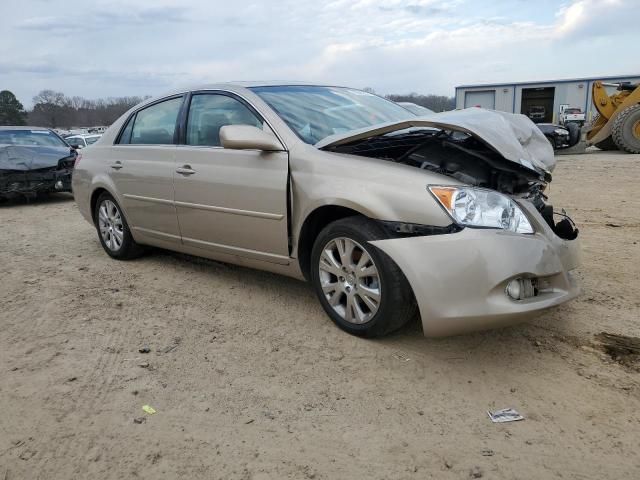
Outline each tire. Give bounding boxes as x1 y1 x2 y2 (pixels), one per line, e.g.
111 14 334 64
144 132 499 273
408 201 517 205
612 104 640 154
94 192 144 260
310 216 417 338
566 122 581 147
595 136 618 151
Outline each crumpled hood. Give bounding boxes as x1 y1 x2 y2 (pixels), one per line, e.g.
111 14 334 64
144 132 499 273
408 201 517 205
0 144 74 171
316 108 556 173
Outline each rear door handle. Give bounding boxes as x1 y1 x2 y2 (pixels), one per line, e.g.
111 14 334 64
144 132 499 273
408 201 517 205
110 161 123 170
176 165 196 175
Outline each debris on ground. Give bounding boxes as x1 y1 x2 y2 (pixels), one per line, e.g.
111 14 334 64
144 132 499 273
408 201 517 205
133 417 146 424
487 408 524 423
138 347 150 354
469 466 484 478
594 333 640 368
142 405 156 415
159 337 182 354
18 449 37 461
392 352 411 362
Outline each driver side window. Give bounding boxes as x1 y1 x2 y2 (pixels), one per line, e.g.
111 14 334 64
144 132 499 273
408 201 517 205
186 94 263 147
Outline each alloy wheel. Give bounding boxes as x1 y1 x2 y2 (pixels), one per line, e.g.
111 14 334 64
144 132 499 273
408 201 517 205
98 199 124 252
318 237 381 324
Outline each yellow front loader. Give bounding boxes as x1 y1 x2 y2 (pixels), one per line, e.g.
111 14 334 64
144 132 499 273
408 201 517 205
586 81 640 153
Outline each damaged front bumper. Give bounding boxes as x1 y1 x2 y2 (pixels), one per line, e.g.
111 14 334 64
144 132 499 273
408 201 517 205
370 203 580 337
0 167 73 199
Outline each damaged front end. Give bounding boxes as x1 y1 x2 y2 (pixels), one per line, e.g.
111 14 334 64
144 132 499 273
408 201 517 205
0 146 76 200
319 108 579 241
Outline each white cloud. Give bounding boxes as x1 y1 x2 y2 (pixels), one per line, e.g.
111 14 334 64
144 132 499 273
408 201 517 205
1 0 638 106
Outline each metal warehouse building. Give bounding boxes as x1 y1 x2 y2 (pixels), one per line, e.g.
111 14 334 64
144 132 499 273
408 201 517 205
455 74 640 124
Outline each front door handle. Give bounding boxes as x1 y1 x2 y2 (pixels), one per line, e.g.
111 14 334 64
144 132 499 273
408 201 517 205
176 165 196 175
110 161 123 170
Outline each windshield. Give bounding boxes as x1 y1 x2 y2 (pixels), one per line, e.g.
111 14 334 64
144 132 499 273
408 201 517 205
85 136 101 145
250 85 413 144
0 129 68 147
398 102 435 116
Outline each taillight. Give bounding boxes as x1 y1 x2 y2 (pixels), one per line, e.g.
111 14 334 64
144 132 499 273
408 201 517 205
74 152 82 168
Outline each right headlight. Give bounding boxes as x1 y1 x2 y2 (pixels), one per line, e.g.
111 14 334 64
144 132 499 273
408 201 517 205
428 185 534 234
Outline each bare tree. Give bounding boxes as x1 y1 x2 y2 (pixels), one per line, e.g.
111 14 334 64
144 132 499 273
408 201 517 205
28 90 149 128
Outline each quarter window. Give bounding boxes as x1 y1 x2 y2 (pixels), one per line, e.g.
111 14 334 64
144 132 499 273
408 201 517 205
117 115 135 144
186 94 263 147
129 97 183 145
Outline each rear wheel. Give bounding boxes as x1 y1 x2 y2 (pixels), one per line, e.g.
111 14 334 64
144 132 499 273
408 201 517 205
612 104 640 154
94 192 144 260
310 216 416 338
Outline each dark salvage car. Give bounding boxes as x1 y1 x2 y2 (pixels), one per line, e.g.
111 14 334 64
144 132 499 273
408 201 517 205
0 127 77 200
536 122 581 150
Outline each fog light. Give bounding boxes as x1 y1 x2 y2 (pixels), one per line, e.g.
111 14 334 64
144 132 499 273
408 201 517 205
55 180 64 190
506 279 522 300
506 278 538 300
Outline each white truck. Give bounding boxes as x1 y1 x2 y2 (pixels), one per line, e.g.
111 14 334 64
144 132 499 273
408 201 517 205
559 105 586 126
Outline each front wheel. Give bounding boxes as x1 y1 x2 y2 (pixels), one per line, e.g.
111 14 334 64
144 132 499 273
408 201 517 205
566 122 581 146
94 192 144 260
612 105 640 154
310 216 417 338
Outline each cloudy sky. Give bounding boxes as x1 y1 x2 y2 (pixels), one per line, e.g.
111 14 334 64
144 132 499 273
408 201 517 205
1 0 638 106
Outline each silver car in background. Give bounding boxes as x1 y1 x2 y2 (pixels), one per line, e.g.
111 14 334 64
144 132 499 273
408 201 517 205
72 83 580 337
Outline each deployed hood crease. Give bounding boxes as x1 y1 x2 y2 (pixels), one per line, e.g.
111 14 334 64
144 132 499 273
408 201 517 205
316 108 556 174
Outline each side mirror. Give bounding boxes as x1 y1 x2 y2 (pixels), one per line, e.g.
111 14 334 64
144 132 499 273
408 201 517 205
220 125 284 151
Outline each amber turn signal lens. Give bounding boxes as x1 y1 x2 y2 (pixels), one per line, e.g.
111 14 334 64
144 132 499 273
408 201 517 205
428 186 457 209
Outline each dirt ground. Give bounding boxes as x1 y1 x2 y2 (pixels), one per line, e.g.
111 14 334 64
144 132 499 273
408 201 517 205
1 150 639 479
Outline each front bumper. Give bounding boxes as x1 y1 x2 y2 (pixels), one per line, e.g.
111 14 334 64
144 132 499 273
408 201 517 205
554 134 571 149
0 168 73 199
370 205 581 337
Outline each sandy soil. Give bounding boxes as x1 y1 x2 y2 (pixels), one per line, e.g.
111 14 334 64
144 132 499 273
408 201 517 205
1 150 639 479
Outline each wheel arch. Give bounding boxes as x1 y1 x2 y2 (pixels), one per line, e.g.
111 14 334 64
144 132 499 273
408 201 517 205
89 182 129 225
296 204 365 281
90 187 110 223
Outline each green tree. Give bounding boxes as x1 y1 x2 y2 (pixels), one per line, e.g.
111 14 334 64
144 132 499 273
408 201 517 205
0 90 27 125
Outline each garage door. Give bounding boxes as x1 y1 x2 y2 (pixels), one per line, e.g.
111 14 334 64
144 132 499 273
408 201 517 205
464 90 496 109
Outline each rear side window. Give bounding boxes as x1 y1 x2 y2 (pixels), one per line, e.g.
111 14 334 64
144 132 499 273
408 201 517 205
117 116 134 144
186 94 263 147
127 97 183 145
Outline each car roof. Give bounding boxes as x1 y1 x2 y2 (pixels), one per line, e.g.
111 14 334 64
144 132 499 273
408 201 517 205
203 81 335 88
153 81 349 98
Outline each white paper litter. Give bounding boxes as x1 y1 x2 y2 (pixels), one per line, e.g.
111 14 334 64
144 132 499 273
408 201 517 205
487 408 524 423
